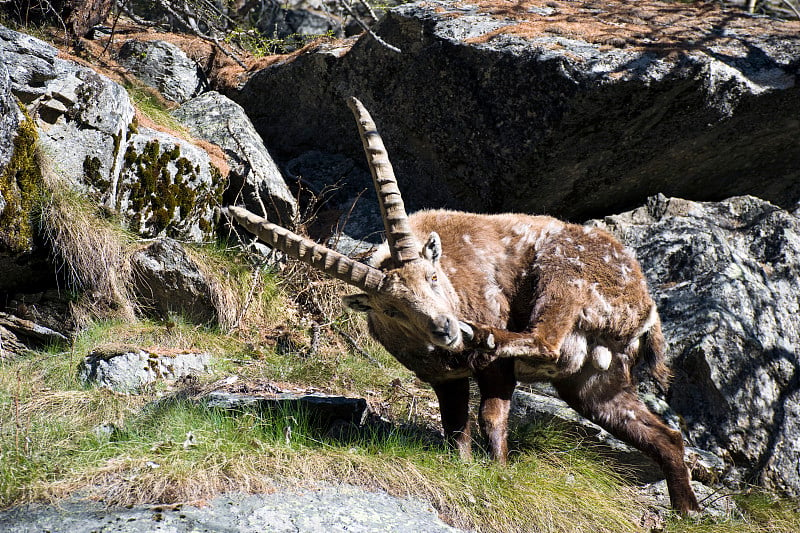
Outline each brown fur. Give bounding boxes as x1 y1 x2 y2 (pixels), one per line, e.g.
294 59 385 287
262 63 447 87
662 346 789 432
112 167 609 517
344 209 700 513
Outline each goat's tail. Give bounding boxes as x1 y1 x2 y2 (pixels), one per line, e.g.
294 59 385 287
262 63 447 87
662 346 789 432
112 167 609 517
638 310 672 391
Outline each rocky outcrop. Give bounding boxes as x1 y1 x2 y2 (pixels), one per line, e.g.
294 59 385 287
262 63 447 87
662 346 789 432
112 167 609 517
118 39 209 104
78 346 211 393
130 238 220 324
173 91 298 226
0 311 68 359
119 127 222 241
593 195 800 497
0 25 225 244
233 0 800 221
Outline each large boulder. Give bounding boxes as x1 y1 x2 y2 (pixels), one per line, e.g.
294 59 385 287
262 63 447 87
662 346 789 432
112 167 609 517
130 238 220 324
119 127 223 241
117 39 209 104
0 25 224 245
232 0 800 221
173 91 297 226
593 195 800 497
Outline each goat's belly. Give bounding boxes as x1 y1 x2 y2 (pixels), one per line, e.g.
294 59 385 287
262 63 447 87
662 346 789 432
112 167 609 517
513 359 564 382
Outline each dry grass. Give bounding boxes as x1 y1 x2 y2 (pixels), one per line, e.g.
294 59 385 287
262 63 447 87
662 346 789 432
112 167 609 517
37 152 137 326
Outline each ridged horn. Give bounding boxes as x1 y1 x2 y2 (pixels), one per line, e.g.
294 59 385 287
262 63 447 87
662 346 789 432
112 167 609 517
227 205 386 293
347 97 419 264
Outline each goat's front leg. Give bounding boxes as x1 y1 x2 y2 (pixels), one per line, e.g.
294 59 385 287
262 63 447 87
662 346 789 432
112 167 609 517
461 297 583 370
432 378 472 461
460 323 561 370
474 359 517 462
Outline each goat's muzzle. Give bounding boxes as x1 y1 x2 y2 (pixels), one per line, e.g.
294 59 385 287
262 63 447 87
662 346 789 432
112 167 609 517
430 315 463 349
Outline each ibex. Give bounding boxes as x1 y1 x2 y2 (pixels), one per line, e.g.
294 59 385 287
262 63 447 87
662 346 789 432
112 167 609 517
227 98 700 513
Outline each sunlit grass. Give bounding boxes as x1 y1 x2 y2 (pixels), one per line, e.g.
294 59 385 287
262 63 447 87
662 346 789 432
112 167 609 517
2 332 800 532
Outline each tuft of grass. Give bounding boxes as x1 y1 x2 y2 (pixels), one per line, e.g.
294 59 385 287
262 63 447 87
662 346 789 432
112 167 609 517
124 83 187 134
37 163 137 325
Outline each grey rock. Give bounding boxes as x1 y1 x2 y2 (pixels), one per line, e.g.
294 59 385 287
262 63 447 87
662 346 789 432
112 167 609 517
78 347 211 393
593 194 800 497
1 25 136 210
0 24 59 103
1 26 221 245
33 55 135 197
639 480 742 524
0 61 19 178
173 91 297 226
0 485 463 532
118 39 208 103
130 238 218 323
0 311 67 347
284 8 340 37
233 0 800 221
0 324 28 360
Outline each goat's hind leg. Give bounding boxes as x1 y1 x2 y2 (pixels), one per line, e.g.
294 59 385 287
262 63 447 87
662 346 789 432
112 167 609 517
555 374 700 514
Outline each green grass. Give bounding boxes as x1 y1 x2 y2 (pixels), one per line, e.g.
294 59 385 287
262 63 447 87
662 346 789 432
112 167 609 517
124 83 187 133
2 319 799 532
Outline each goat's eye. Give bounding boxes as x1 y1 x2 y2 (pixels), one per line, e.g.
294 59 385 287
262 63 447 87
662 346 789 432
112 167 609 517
430 273 438 283
384 307 400 318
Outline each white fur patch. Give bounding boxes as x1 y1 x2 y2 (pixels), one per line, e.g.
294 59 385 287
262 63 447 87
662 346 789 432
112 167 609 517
591 346 612 371
483 285 504 316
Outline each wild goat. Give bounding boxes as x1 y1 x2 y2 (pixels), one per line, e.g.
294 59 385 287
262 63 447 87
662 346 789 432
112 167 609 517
227 97 700 513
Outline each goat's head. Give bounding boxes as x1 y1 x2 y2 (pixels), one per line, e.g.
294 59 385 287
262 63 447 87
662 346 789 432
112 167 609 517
342 230 468 351
227 97 471 352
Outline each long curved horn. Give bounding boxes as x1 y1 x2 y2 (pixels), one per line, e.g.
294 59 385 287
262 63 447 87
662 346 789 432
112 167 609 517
347 97 418 264
227 206 386 292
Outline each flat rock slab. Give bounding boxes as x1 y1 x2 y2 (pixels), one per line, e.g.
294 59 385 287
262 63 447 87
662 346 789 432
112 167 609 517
202 390 369 427
0 485 463 532
78 347 211 393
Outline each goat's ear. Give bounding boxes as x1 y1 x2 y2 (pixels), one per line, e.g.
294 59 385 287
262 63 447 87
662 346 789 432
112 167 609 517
343 294 373 312
422 232 442 263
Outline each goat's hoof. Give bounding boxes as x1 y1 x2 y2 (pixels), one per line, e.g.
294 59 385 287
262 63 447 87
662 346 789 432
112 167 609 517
460 322 496 351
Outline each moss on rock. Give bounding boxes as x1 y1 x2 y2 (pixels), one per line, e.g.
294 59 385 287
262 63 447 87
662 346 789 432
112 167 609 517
121 139 217 237
0 104 43 253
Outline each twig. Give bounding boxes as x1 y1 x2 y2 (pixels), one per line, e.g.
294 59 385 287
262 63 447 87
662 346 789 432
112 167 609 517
100 0 126 58
338 0 401 54
232 258 267 330
780 0 800 19
331 322 383 367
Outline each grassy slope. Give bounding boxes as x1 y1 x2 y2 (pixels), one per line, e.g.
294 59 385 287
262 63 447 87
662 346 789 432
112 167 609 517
1 304 799 533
